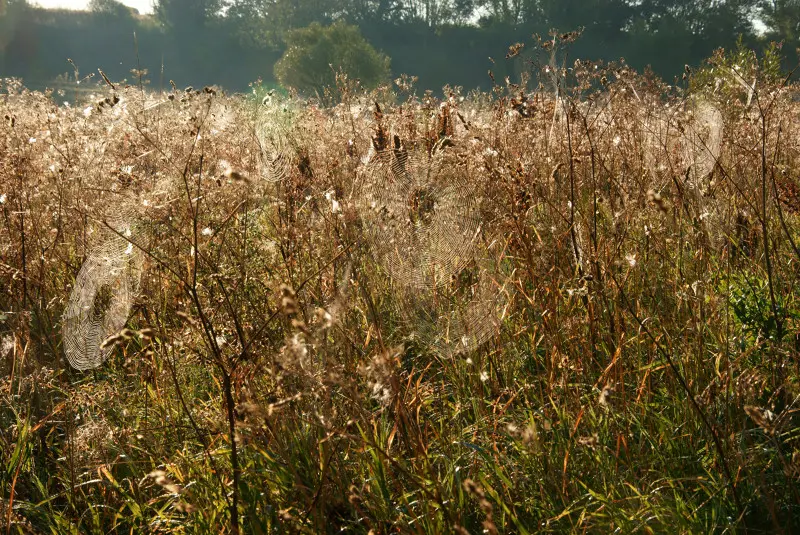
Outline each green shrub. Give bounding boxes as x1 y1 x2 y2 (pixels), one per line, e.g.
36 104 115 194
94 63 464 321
688 37 784 104
274 21 390 97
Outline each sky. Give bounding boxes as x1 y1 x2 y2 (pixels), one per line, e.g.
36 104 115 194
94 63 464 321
31 0 154 14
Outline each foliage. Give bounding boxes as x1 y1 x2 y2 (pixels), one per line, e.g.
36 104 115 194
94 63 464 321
1 0 797 94
274 21 390 96
729 274 785 343
154 0 224 31
88 0 135 18
760 0 800 46
689 38 785 104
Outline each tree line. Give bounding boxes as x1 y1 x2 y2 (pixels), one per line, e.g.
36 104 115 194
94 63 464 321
0 0 798 95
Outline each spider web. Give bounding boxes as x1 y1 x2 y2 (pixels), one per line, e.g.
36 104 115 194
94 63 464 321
359 143 481 290
436 260 512 355
394 237 513 356
63 213 144 370
683 99 723 183
255 95 294 184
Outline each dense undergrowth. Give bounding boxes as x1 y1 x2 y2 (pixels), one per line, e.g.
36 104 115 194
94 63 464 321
2 42 800 533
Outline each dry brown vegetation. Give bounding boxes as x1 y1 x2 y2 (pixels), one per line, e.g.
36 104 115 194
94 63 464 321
2 43 800 533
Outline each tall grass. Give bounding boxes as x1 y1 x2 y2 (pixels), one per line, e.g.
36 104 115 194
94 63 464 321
2 43 800 533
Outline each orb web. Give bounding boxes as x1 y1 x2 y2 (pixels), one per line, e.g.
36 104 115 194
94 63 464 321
63 214 144 370
255 97 293 183
683 100 723 182
393 235 513 356
640 106 673 179
257 132 292 183
360 143 481 290
436 261 512 355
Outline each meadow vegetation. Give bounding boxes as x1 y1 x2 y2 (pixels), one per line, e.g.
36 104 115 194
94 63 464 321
2 40 800 533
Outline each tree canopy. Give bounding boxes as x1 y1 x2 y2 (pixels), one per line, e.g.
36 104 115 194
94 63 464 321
0 0 796 94
274 21 390 96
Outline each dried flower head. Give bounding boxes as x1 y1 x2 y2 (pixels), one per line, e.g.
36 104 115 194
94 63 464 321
598 383 615 408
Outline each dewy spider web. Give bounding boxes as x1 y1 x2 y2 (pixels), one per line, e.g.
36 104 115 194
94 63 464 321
395 236 513 356
360 142 481 291
436 250 512 355
640 99 722 184
255 94 294 184
682 99 723 183
63 208 144 371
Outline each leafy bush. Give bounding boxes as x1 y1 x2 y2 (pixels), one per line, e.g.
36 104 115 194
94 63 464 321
688 38 783 105
274 21 390 97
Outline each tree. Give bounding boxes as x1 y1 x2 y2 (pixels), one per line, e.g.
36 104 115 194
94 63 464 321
341 0 405 23
0 0 31 67
635 0 754 38
89 0 135 23
539 0 632 42
626 0 757 73
402 0 469 26
225 0 284 49
476 0 538 25
274 21 390 96
761 0 800 44
89 0 132 16
225 0 345 49
155 0 224 32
